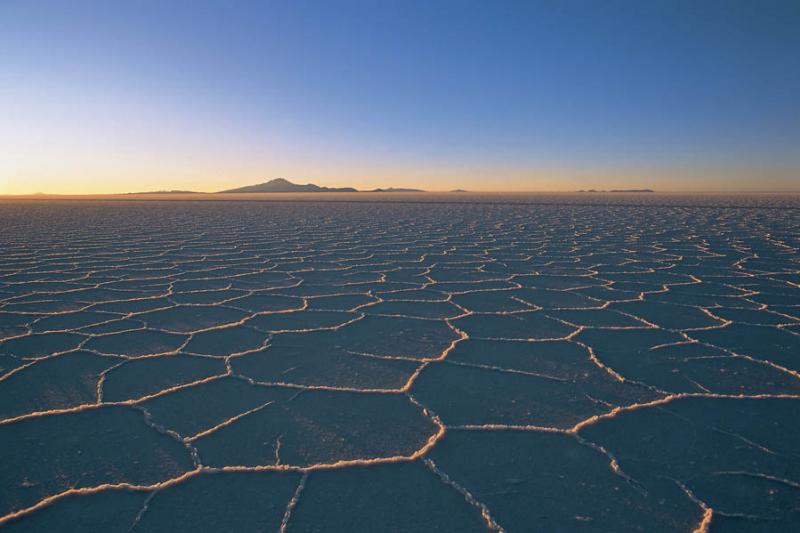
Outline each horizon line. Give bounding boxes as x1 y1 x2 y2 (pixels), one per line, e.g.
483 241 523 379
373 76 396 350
4 190 800 198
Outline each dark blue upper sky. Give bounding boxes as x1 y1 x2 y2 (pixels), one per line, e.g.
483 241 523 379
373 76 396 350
1 0 798 192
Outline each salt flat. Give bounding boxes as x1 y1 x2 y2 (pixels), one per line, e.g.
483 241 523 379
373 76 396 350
0 194 798 532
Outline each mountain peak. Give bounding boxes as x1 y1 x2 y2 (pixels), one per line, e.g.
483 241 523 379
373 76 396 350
220 179 357 193
218 178 430 193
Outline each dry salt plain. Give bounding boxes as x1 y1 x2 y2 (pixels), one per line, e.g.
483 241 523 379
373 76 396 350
0 194 798 532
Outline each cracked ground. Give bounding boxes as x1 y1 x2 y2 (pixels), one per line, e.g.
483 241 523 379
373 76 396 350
0 196 798 532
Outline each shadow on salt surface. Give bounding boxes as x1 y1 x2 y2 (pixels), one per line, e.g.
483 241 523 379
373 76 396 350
710 307 798 326
225 293 304 313
0 351 113 418
0 406 193 517
84 329 186 356
545 308 647 327
232 334 418 389
453 312 576 340
135 305 249 333
434 280 517 293
382 267 430 284
647 290 762 310
598 271 696 287
445 338 615 380
343 280 427 294
689 324 800 373
136 471 301 532
64 288 160 304
427 267 502 283
170 279 235 293
30 311 118 333
89 297 174 315
303 293 377 311
170 289 247 305
78 318 146 335
194 391 437 468
101 354 225 402
315 315 460 359
610 301 724 330
1 300 86 314
580 397 800 531
228 271 296 290
665 281 752 298
451 291 534 313
377 289 449 302
362 300 464 319
0 313 35 340
0 332 85 358
414 360 653 428
291 462 485 531
574 285 643 303
428 430 698 531
2 490 149 533
141 377 292 438
294 269 383 286
750 290 800 307
274 284 371 298
513 288 605 309
515 273 608 289
182 326 268 356
0 355 25 374
578 329 800 395
245 310 357 332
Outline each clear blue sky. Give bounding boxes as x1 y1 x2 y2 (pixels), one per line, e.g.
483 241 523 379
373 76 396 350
1 0 798 193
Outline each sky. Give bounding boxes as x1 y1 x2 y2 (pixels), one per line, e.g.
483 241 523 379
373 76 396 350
1 0 799 194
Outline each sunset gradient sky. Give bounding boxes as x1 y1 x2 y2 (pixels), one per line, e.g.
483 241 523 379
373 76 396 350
1 0 799 194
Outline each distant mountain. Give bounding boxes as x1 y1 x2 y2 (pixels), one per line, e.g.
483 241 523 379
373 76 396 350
578 189 654 193
368 187 425 193
220 178 357 193
450 189 468 193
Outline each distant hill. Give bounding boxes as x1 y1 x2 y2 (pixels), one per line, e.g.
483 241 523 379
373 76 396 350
578 189 654 193
220 178 357 193
368 187 425 193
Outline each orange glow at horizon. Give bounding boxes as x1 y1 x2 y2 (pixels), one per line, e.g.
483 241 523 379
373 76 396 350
2 164 799 196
